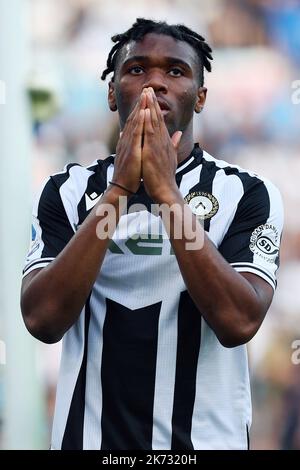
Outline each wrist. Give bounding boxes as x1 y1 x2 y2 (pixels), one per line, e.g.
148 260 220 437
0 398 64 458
103 185 134 206
152 185 183 205
108 180 136 196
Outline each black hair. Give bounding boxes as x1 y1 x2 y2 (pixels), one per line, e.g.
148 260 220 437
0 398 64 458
101 18 213 85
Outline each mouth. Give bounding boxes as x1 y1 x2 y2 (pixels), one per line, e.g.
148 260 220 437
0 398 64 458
157 98 170 115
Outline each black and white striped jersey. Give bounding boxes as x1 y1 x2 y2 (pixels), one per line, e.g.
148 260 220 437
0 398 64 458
23 144 284 450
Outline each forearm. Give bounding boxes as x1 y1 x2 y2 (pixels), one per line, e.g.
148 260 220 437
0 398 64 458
21 185 128 342
158 189 261 346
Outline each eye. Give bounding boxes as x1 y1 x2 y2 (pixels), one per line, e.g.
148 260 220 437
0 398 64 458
128 66 144 75
168 67 184 77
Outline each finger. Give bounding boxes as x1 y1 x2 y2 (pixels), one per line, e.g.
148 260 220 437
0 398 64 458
151 91 165 127
171 130 183 150
146 88 160 130
129 93 147 134
140 90 147 110
121 90 147 137
132 109 145 147
130 89 147 117
144 107 154 140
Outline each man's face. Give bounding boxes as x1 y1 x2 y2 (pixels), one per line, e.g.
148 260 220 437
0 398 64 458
108 33 206 136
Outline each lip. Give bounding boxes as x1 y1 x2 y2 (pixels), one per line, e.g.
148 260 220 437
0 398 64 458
156 98 171 112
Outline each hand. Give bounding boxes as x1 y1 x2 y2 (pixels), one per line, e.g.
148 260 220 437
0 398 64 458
142 88 182 203
112 90 147 194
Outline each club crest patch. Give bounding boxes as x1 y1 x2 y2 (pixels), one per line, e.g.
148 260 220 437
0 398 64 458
184 191 219 220
250 223 280 262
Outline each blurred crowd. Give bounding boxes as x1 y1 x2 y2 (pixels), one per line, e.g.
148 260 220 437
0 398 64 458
3 0 300 449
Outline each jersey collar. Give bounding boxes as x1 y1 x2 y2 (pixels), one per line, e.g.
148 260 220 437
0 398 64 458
175 143 203 177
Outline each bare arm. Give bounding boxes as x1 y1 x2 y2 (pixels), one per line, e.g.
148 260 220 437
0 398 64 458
142 87 274 347
21 186 128 343
21 91 147 343
158 191 273 347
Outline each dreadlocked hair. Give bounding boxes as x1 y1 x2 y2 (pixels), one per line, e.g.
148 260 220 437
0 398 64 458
101 18 213 85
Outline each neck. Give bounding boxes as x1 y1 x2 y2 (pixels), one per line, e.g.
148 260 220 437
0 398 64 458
176 126 194 165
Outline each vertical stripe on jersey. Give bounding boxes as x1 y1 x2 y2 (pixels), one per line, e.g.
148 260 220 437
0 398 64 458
83 291 107 449
152 293 181 449
171 291 202 450
209 169 244 247
247 424 250 449
59 165 95 231
37 178 75 259
220 169 270 264
179 164 203 200
76 164 110 225
191 160 219 232
100 299 161 450
61 297 91 450
190 318 251 449
51 307 86 449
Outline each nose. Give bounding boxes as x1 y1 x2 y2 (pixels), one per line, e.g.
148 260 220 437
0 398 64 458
143 69 168 94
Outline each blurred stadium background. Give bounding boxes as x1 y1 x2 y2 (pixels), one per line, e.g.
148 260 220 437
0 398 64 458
0 0 300 449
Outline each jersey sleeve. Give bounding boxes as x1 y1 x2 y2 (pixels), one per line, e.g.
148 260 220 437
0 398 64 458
218 178 284 290
23 176 75 277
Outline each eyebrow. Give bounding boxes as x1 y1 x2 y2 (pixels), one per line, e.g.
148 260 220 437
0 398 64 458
121 55 193 71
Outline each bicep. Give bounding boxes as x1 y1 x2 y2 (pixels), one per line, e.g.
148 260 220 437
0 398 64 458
240 271 274 324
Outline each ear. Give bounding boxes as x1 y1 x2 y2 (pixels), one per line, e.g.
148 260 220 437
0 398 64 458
108 80 117 112
195 86 207 114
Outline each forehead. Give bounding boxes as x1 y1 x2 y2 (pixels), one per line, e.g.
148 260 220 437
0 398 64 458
118 33 199 69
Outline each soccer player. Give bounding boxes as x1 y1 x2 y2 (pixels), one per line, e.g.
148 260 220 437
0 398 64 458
21 18 283 450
